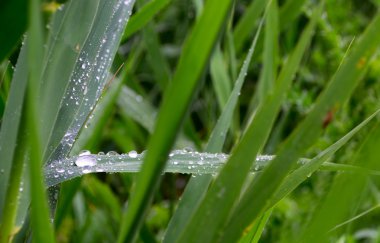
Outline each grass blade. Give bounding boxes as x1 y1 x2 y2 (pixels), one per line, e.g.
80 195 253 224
116 0 234 240
221 9 380 243
176 4 321 243
121 0 171 41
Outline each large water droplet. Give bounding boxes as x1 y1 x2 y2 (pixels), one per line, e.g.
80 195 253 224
75 151 96 167
128 150 138 158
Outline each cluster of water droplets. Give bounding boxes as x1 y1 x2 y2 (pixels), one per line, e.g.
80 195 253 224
45 147 278 188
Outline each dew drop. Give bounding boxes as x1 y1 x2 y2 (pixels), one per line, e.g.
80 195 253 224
75 151 96 167
107 151 119 156
128 150 138 158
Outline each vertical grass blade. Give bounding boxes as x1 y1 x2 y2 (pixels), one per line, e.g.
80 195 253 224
176 4 321 243
220 10 380 243
26 0 55 240
163 18 263 243
116 0 234 241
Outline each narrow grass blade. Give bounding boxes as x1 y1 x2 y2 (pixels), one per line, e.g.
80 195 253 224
176 4 321 243
121 0 171 41
0 44 28 222
233 0 267 53
163 14 264 243
210 45 232 110
221 10 380 243
26 0 55 241
299 122 380 242
116 1 234 240
117 86 156 133
268 109 380 208
238 208 273 243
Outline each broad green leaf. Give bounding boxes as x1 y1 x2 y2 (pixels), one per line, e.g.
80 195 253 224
176 4 321 243
221 10 380 243
117 0 233 241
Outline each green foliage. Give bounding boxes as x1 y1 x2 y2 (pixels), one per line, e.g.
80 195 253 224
1 0 380 242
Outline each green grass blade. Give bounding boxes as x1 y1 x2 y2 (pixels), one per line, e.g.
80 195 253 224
163 15 264 243
43 0 135 163
238 208 273 243
257 0 278 103
27 0 55 241
116 0 234 240
210 45 232 110
121 0 171 41
233 0 267 53
299 121 380 242
0 44 28 223
117 86 156 133
268 109 380 208
221 10 380 243
176 4 320 243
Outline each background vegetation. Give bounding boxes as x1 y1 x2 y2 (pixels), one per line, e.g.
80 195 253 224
1 0 380 242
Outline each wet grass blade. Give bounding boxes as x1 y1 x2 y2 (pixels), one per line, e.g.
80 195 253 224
221 10 380 243
176 4 321 243
116 0 234 241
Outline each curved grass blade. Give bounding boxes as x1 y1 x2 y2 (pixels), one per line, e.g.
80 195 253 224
220 10 380 243
116 0 234 240
176 4 321 243
163 14 264 243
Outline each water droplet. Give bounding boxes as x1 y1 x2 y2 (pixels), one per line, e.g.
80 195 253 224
128 150 138 158
75 151 96 167
81 63 86 69
98 151 105 155
107 151 119 156
56 168 65 173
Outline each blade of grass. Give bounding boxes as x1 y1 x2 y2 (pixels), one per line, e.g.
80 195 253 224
163 14 264 243
121 0 171 41
299 121 380 242
116 0 234 240
238 208 273 243
176 4 321 243
26 0 55 241
233 0 267 53
268 108 380 208
220 10 380 243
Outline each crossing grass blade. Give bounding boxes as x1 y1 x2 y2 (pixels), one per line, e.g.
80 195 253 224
116 0 234 241
163 15 264 243
220 10 380 243
175 4 321 243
